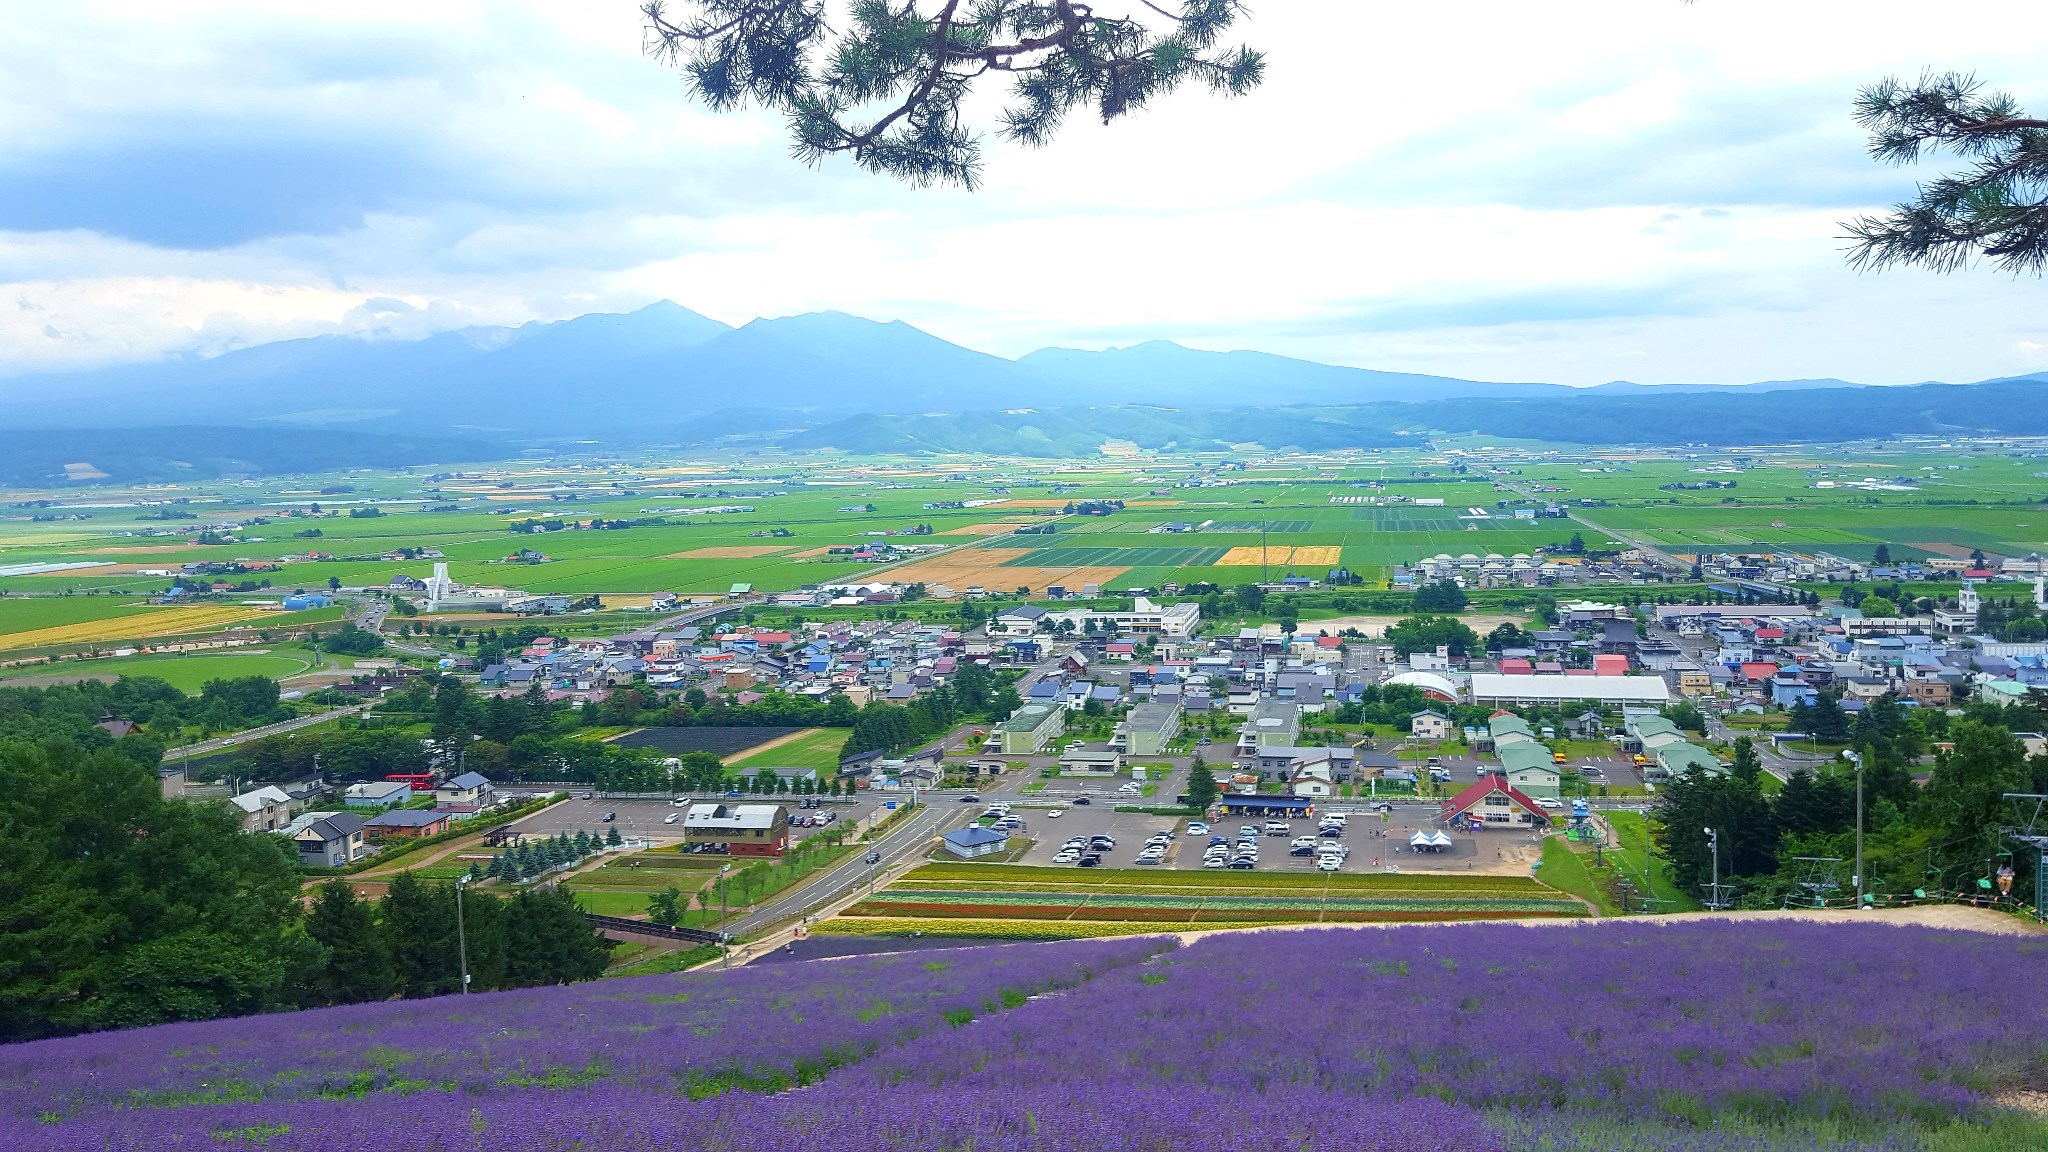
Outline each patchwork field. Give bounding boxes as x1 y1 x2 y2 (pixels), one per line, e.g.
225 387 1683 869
824 864 1586 938
883 548 1133 594
0 603 284 652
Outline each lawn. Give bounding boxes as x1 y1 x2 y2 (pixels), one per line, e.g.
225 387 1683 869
0 650 319 692
725 727 849 771
1603 810 1699 911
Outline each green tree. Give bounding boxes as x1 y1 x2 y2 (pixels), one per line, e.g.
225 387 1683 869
304 880 395 1006
1185 754 1218 810
1846 73 2048 275
0 741 313 1040
642 0 1265 188
381 873 461 998
1860 595 1899 618
1917 720 2031 864
503 885 610 987
648 885 685 927
1412 579 1468 613
1384 615 1480 658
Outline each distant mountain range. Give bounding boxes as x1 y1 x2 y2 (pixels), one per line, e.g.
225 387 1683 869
2 301 2046 470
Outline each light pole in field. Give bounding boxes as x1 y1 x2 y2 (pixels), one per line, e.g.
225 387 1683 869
1843 749 1865 908
1703 827 1724 910
454 873 473 995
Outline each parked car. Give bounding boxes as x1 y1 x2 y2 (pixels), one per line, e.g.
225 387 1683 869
1079 853 1103 867
1289 844 1315 857
1048 809 1062 818
663 813 679 824
1053 851 1080 864
1208 835 1228 846
1316 855 1342 872
1319 826 1343 838
1535 797 1564 810
1239 825 1259 838
1204 856 1229 868
1264 821 1290 837
1228 858 1256 869
1187 822 1210 835
602 811 617 823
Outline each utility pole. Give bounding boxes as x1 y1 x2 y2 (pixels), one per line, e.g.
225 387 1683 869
1843 749 1865 907
454 873 472 995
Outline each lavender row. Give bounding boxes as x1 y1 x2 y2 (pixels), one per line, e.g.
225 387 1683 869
5 1080 1498 1152
845 921 2048 1123
6 936 1168 1122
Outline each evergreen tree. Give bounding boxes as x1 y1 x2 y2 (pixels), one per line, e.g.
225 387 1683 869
503 886 610 988
1185 755 1219 810
381 873 460 998
304 880 395 1006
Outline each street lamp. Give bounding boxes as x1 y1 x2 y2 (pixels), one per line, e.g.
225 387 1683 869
454 874 473 995
1842 749 1865 908
1704 827 1721 909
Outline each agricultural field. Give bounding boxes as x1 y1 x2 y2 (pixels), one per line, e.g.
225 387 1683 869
725 727 850 771
0 603 325 654
13 921 2048 1151
0 442 2044 611
611 726 805 759
825 863 1585 937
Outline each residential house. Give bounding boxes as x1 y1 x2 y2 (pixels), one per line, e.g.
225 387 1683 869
228 785 292 833
1409 710 1453 740
292 811 369 867
343 780 414 810
434 771 497 814
364 808 453 838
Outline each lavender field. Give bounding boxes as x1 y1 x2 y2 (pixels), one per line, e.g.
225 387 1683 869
6 922 2047 1151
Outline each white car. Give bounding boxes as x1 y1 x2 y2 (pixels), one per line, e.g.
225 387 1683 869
1535 797 1564 810
663 813 679 824
1204 855 1229 868
1053 850 1080 864
1316 855 1343 872
1048 809 1062 819
1318 843 1349 859
1291 836 1320 849
1187 822 1210 835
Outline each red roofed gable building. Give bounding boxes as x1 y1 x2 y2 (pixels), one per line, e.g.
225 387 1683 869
1440 776 1549 830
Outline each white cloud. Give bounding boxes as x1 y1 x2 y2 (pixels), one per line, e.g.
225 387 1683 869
0 0 2045 385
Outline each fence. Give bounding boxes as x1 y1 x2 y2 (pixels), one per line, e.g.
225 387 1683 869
583 912 728 945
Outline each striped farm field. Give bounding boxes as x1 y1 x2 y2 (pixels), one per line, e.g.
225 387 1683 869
832 865 1586 935
0 605 280 652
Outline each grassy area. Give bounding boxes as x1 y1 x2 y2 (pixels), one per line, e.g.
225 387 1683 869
608 943 722 976
1603 810 1699 911
725 726 849 771
569 889 664 917
0 650 321 691
1539 837 1620 916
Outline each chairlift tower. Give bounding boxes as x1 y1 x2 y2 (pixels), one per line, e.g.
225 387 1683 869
1783 856 1844 910
1999 793 2048 922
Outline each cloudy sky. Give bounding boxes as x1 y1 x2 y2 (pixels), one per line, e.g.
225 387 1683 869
2 1 2045 386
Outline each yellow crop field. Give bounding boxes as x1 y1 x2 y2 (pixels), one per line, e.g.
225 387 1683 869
0 606 277 652
1217 545 1342 567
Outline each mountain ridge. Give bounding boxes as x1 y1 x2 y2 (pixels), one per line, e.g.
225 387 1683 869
0 300 2036 444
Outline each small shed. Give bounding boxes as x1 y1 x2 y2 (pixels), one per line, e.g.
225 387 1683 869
941 826 1010 859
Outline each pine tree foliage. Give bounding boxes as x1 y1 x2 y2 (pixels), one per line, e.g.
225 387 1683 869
641 0 1265 187
1846 72 2048 274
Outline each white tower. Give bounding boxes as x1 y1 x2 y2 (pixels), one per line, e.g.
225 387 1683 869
425 562 453 609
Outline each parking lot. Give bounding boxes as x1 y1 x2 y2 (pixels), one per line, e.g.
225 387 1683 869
509 796 880 848
1008 803 1180 867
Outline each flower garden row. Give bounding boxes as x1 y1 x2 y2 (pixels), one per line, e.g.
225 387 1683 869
843 888 1582 926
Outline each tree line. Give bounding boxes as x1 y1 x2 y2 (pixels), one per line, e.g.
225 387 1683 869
1653 703 2048 910
0 729 611 1042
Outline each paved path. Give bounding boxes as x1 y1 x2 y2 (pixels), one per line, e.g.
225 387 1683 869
165 701 372 760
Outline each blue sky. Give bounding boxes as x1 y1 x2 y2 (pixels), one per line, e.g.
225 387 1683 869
1 1 2045 386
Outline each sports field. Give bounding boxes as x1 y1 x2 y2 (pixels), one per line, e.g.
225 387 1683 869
0 650 320 692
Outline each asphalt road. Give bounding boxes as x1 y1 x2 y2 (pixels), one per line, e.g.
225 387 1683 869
165 701 372 760
726 799 974 939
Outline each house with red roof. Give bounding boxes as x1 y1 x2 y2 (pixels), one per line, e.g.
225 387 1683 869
1440 775 1549 830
